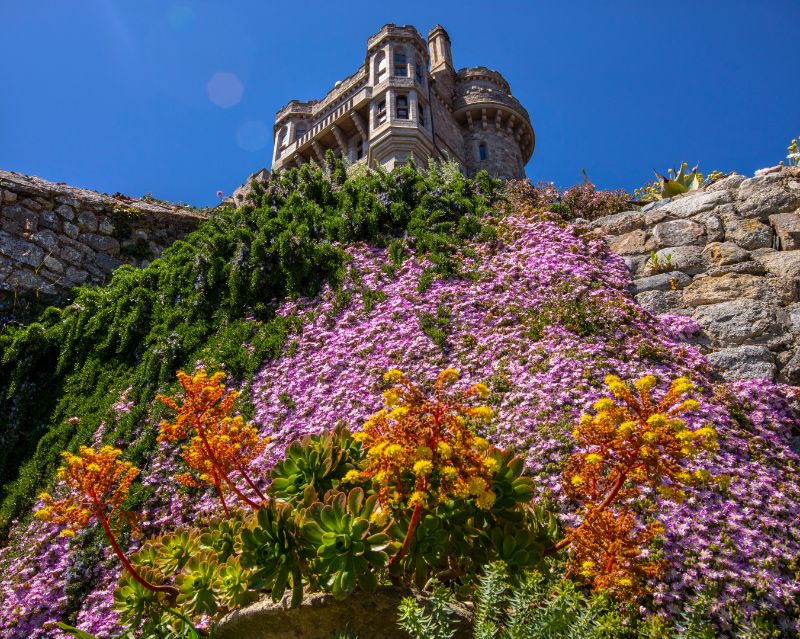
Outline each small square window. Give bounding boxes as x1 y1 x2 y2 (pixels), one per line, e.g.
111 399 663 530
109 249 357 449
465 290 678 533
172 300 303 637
396 95 409 119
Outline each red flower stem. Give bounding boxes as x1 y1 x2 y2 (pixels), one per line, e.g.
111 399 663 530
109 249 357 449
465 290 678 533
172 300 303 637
96 507 177 597
238 466 268 503
389 502 422 567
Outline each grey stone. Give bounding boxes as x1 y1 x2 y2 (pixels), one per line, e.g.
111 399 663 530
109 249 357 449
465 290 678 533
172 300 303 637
723 216 773 249
705 173 746 192
632 271 691 294
752 250 800 279
54 204 75 220
3 269 57 295
98 217 115 235
2 189 18 203
695 211 724 242
60 245 83 266
682 273 783 307
704 261 768 277
707 345 776 380
649 246 706 275
769 212 800 250
82 233 120 254
19 197 42 212
43 255 65 274
635 290 685 315
693 299 782 346
702 242 749 266
591 210 644 235
65 266 89 284
32 229 59 252
738 179 800 216
76 210 98 232
215 588 471 639
653 219 705 247
0 231 45 267
95 253 124 272
39 210 59 230
657 189 733 219
609 229 655 255
2 204 38 234
788 302 800 332
63 221 79 239
754 165 783 177
782 350 800 384
642 209 671 226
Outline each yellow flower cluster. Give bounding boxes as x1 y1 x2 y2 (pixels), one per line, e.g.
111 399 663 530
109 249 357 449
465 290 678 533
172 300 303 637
562 374 725 599
34 445 140 538
347 368 499 514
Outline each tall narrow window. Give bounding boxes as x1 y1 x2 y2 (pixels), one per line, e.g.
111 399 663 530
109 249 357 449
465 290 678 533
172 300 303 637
376 100 387 125
278 126 289 155
394 51 407 77
375 52 387 83
479 142 488 161
415 56 423 83
356 138 364 160
396 95 409 119
419 105 425 128
295 124 307 141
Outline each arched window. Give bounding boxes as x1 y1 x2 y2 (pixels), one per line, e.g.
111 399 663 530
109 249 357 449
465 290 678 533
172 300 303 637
479 142 488 161
394 50 407 77
374 52 387 83
396 95 409 119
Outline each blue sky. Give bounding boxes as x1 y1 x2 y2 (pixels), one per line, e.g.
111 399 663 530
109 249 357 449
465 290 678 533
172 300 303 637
1 1 798 207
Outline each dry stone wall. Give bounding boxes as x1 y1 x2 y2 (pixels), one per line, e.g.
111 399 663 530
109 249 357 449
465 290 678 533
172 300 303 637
0 170 204 315
591 165 800 383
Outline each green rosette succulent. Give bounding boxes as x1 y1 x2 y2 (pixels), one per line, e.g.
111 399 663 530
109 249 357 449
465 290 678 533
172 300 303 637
174 551 220 616
484 449 536 523
268 425 365 504
154 529 200 577
240 500 306 606
303 487 391 599
388 511 450 588
217 556 258 609
113 567 166 628
199 518 243 562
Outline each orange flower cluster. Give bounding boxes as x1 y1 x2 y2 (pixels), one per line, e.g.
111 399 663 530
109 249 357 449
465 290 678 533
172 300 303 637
35 445 139 537
561 374 724 598
157 369 269 512
348 368 498 516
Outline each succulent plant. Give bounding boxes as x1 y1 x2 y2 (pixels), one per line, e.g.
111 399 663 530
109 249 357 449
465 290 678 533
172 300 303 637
174 551 220 616
199 517 244 562
217 556 258 609
154 530 201 577
484 449 536 521
113 567 167 628
654 162 702 199
388 511 450 588
303 487 391 599
240 500 306 606
268 425 365 504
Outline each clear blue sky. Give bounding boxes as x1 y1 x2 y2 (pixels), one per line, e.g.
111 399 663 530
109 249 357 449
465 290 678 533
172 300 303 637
2 1 798 207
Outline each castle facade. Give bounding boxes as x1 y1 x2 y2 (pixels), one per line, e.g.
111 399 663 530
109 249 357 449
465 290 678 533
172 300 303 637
270 24 534 179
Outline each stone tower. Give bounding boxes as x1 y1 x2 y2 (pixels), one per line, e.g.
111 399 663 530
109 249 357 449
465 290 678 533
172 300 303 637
268 24 534 180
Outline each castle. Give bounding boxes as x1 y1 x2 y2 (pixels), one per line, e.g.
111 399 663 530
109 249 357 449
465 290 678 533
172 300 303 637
269 24 535 179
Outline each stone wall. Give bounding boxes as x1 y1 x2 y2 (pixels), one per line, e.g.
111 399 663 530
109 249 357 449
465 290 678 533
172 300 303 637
0 170 205 315
591 165 800 382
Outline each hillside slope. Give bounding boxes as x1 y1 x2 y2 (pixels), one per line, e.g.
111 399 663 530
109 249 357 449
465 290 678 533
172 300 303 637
0 161 798 638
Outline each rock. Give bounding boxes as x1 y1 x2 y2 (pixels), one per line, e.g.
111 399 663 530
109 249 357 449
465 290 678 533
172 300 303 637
754 165 783 177
657 189 733 219
695 211 724 242
82 233 120 254
609 229 655 255
63 221 79 239
702 242 749 266
707 345 776 380
652 219 705 248
704 261 767 277
43 255 65 274
3 269 57 295
693 299 782 346
77 210 98 232
788 302 800 332
32 229 59 252
98 217 115 235
1 204 38 234
39 209 59 230
591 210 644 236
737 178 800 216
752 250 800 279
0 231 45 267
769 212 800 250
632 271 691 294
723 216 773 250
782 350 800 384
682 273 786 307
2 189 18 203
65 266 89 284
648 246 706 275
95 253 124 273
54 204 75 220
215 588 472 639
60 245 83 266
635 290 685 314
704 173 746 192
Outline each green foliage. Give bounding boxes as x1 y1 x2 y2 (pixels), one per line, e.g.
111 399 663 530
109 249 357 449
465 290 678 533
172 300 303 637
0 158 502 540
174 552 220 616
418 305 451 350
397 580 457 639
239 500 306 606
303 487 391 599
268 424 365 504
647 251 673 274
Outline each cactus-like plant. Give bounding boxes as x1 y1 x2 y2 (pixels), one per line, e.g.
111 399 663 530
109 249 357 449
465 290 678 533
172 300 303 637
654 162 702 199
199 517 244 562
174 551 220 616
303 487 391 599
268 424 365 504
240 500 306 606
154 530 200 577
113 567 167 628
217 556 258 609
